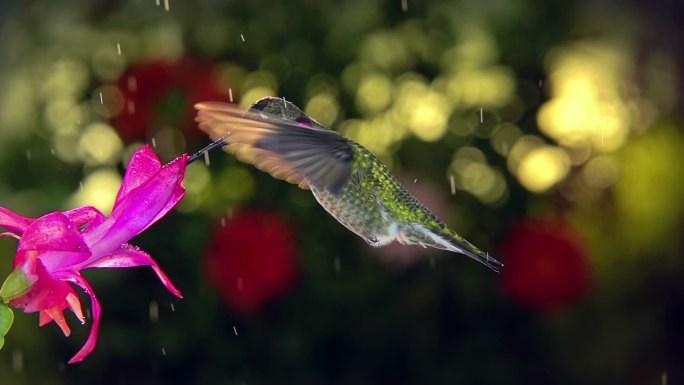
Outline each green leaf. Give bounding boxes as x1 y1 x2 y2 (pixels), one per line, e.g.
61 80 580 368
0 268 32 301
0 302 14 350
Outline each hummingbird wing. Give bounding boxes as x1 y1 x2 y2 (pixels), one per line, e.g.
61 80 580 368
195 101 353 194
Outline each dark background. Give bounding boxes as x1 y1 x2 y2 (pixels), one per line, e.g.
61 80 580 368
1 0 683 384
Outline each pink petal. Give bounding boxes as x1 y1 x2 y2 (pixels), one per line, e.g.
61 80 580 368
43 307 72 336
17 213 91 272
0 232 20 240
66 292 85 324
0 207 33 233
113 145 162 211
11 261 79 313
58 272 101 364
84 155 187 258
82 244 182 298
66 207 108 249
146 154 189 228
39 310 51 326
63 206 105 228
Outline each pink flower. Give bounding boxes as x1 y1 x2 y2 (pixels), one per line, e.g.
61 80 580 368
0 145 187 363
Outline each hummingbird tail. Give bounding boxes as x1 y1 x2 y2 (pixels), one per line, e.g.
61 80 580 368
444 234 503 273
398 224 503 272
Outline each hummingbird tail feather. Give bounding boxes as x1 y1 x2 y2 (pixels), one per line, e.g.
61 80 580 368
443 234 503 273
398 224 503 272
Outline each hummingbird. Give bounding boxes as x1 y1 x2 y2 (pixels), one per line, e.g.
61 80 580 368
191 97 502 272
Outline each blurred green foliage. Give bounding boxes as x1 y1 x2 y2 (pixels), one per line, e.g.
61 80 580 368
1 0 683 384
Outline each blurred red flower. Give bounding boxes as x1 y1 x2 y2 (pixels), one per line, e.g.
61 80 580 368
500 218 592 312
204 209 298 313
111 59 227 143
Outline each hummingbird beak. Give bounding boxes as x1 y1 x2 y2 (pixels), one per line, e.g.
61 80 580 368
187 137 228 165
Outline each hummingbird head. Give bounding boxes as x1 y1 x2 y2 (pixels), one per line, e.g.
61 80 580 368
249 97 321 128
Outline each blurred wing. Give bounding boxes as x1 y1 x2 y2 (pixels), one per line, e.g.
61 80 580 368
195 102 353 194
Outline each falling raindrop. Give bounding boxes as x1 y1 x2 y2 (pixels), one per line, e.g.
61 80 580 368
12 350 23 373
100 92 104 104
170 303 175 312
164 0 170 11
449 175 456 195
161 347 166 356
127 76 137 92
480 108 483 123
220 217 226 227
151 137 157 148
204 151 210 166
116 43 122 56
401 0 408 11
233 326 238 336
228 88 234 103
413 178 418 184
240 34 245 42
149 301 159 321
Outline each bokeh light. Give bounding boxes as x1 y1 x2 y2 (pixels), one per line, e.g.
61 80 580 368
77 122 124 166
67 169 122 214
537 41 643 152
0 1 683 384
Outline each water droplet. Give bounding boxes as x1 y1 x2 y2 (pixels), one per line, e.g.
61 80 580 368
12 350 23 373
149 301 159 321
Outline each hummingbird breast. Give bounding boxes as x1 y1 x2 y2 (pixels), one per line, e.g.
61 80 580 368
309 147 419 247
311 186 400 246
